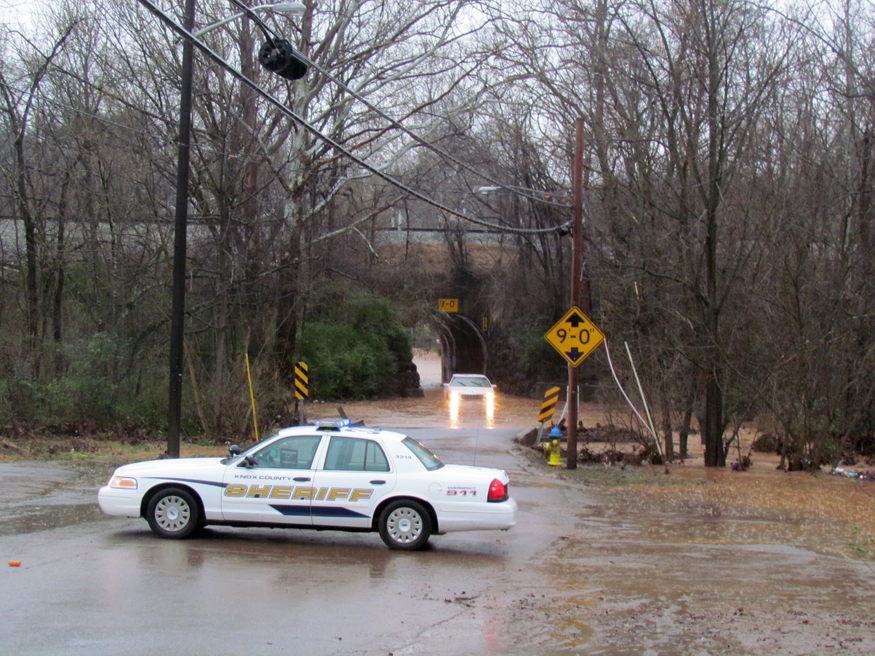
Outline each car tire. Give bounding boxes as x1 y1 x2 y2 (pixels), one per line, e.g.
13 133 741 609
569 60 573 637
146 487 200 539
378 499 431 551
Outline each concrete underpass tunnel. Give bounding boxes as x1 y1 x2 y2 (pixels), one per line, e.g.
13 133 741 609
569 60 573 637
437 313 488 384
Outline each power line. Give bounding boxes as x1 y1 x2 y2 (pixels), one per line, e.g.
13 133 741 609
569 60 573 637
227 0 573 211
136 0 568 237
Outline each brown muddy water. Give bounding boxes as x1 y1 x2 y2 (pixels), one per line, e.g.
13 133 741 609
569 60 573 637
340 384 875 654
342 384 875 556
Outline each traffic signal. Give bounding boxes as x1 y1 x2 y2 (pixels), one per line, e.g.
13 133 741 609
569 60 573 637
258 38 307 80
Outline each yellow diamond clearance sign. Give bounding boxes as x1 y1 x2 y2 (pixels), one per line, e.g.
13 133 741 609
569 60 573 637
545 307 605 367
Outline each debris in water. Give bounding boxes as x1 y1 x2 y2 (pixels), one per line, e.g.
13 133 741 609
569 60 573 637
831 467 875 482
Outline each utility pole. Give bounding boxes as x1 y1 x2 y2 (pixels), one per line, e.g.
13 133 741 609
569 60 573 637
167 0 196 458
567 118 585 470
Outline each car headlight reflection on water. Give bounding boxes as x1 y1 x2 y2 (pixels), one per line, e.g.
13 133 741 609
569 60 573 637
447 391 495 428
449 391 461 427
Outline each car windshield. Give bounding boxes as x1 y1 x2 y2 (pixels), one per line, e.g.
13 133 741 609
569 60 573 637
401 437 444 471
222 438 275 465
451 376 491 388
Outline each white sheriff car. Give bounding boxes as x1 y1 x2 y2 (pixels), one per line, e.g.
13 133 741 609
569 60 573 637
98 420 517 550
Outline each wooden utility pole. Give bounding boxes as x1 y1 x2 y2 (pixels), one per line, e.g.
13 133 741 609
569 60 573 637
567 118 585 470
167 0 196 459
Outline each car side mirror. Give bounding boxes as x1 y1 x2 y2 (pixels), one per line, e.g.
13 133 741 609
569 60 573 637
238 454 256 468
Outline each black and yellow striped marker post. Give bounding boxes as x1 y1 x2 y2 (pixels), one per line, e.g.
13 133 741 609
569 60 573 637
539 386 561 424
294 361 309 400
294 361 309 425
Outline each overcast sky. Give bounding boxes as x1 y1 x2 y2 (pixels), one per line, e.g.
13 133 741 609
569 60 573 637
1 0 41 32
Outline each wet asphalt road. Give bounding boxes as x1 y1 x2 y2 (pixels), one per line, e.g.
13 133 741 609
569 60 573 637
3 418 875 655
0 426 576 656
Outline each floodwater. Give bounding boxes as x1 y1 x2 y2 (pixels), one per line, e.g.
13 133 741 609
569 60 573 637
331 371 875 563
337 374 875 654
2 369 875 654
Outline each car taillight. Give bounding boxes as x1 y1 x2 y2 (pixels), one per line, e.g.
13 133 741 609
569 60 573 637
487 479 508 502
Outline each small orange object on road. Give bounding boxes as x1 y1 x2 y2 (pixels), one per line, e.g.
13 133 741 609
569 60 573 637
8 561 21 567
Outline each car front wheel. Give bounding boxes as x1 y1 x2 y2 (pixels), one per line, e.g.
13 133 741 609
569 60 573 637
146 488 200 539
379 500 432 550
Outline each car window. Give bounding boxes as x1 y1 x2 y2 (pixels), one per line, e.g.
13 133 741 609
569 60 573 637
323 436 390 472
252 435 322 469
401 437 444 470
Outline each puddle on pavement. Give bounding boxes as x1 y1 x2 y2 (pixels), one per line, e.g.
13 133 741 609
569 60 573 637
0 462 109 536
107 524 513 580
0 502 108 536
0 463 78 501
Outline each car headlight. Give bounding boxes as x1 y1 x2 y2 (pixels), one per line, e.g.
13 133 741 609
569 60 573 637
109 476 138 490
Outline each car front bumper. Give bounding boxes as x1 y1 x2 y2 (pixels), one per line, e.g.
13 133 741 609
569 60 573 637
98 486 143 518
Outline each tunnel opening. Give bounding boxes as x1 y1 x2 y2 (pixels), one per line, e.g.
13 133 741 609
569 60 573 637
436 313 488 384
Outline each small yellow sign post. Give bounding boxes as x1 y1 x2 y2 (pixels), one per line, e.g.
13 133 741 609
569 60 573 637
438 298 459 313
545 306 605 367
245 353 259 441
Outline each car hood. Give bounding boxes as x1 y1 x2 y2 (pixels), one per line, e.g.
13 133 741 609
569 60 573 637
114 457 226 477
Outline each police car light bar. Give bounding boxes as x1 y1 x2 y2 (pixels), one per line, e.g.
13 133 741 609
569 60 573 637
315 418 352 430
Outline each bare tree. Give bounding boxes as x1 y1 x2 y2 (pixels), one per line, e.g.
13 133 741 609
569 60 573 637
0 22 79 379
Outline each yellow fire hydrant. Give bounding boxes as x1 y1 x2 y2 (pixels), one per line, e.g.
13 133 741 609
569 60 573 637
543 439 563 466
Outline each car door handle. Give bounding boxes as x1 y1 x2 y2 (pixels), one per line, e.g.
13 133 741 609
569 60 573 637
294 477 311 482
370 480 386 485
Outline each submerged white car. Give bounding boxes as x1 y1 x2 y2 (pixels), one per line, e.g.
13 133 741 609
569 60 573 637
98 420 516 550
443 374 496 400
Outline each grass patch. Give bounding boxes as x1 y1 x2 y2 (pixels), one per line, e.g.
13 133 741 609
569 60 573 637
0 435 227 466
516 445 705 489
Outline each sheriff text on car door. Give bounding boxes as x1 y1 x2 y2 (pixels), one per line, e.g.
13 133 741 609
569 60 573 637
221 434 325 525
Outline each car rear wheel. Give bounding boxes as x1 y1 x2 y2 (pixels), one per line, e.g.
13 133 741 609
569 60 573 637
146 488 200 539
379 500 432 550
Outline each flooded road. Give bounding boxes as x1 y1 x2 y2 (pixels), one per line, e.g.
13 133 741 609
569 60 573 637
2 391 875 654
